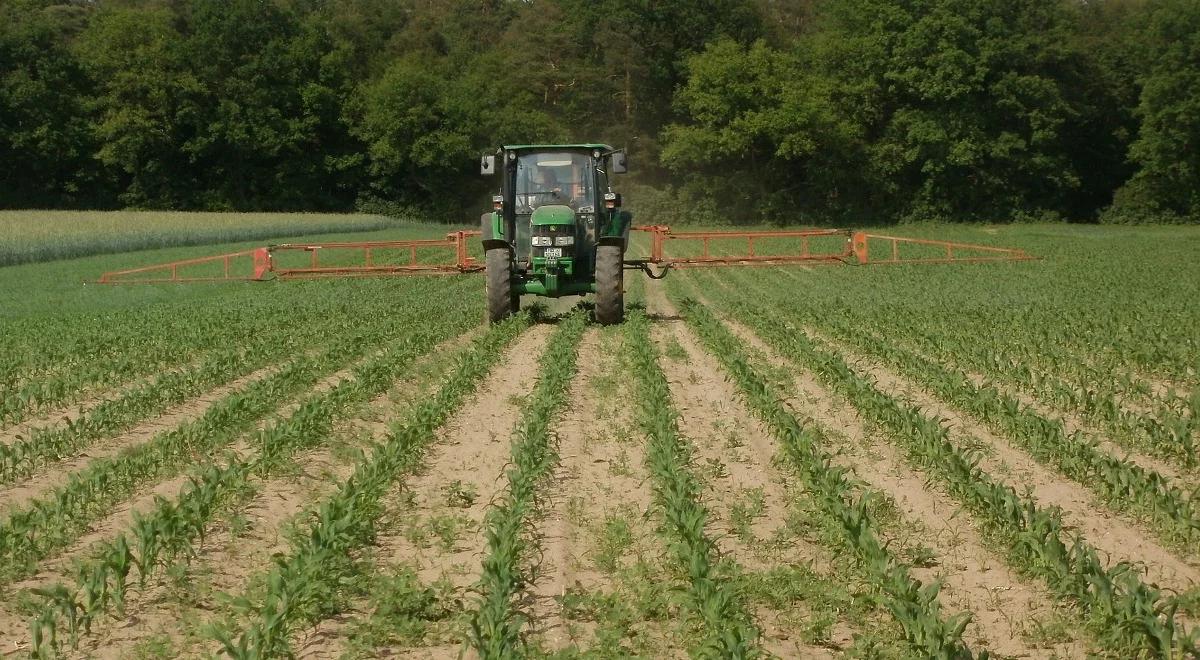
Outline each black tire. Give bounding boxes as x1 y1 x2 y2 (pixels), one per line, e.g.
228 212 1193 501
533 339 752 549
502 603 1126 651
486 248 516 324
595 244 624 325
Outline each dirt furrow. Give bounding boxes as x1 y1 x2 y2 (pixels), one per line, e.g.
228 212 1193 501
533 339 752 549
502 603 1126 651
293 324 552 659
715 314 1087 659
865 328 1193 484
805 327 1200 590
0 363 281 513
66 329 484 658
1 387 121 448
0 344 393 645
652 314 853 659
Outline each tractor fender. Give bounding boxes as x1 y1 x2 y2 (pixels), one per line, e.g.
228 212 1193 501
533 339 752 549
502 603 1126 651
480 212 510 251
597 210 633 250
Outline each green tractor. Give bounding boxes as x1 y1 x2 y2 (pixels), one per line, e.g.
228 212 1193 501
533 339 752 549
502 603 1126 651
479 144 632 325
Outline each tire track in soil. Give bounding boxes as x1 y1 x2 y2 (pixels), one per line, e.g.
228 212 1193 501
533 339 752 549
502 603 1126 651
292 324 553 659
806 326 1200 592
0 363 280 513
646 283 854 658
0 343 398 643
523 329 612 651
62 330 486 658
652 325 851 658
681 287 1085 658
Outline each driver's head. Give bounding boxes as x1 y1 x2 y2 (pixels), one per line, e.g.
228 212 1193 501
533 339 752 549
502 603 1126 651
537 170 558 187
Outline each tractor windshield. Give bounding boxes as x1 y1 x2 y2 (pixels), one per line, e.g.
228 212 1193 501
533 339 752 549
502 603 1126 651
514 152 596 214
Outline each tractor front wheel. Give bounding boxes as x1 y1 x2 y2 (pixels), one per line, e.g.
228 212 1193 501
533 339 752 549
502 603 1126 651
485 248 517 324
595 244 624 325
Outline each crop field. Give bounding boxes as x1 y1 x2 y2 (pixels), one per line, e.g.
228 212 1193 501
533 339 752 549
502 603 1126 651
0 211 415 267
0 216 1198 658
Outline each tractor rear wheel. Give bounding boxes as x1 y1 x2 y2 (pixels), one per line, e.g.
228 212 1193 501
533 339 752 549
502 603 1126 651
595 244 624 325
486 248 517 324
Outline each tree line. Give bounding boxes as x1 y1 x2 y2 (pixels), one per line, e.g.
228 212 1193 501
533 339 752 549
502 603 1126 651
1 0 1197 224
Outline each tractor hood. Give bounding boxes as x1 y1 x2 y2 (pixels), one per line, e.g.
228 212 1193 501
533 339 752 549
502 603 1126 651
531 205 575 226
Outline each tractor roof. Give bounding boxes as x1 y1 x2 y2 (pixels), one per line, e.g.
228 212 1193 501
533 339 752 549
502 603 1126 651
502 144 612 152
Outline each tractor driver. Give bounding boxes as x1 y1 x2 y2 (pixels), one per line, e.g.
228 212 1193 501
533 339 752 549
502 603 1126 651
532 169 578 208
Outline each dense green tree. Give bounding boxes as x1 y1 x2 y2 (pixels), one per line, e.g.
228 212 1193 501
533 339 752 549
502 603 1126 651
1106 0 1200 223
0 0 1195 222
0 1 101 207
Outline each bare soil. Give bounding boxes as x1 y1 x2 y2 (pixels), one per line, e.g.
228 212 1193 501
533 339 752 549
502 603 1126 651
819 329 1200 581
294 324 553 658
717 314 1087 658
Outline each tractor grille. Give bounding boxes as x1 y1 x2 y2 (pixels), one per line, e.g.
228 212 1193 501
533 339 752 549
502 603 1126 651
532 224 575 260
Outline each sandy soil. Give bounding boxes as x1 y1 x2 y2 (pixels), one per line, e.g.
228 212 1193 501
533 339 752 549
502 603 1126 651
294 323 552 658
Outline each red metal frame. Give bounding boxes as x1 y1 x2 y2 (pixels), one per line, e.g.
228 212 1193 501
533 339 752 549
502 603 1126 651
631 225 1034 267
97 231 482 284
633 225 854 266
96 226 1033 284
849 232 1035 264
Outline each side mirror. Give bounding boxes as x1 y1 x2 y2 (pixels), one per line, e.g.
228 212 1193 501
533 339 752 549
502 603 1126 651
611 151 628 174
480 155 496 176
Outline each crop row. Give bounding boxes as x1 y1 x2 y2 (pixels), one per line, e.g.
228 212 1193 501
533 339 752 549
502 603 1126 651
0 285 297 426
0 278 453 429
876 318 1197 467
693 279 1198 656
0 283 467 584
622 310 760 658
469 311 587 657
812 314 1200 547
0 278 465 485
211 315 530 658
671 298 976 659
27 292 484 652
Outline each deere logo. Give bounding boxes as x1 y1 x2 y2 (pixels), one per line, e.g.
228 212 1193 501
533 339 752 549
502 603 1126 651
550 226 557 232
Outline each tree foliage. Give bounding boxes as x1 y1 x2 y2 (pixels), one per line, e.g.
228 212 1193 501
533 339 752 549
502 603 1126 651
0 0 1195 223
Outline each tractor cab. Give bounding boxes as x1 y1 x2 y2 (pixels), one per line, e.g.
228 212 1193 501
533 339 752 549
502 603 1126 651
479 144 631 324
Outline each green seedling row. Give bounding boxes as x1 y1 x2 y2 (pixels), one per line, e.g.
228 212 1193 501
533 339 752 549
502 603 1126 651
0 281 466 584
210 315 529 658
670 298 977 660
815 314 1200 547
622 309 761 659
693 283 1199 657
28 289 481 653
0 278 461 485
470 311 588 658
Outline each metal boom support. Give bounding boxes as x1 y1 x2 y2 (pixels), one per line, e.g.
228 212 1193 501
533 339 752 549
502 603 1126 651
96 226 1033 284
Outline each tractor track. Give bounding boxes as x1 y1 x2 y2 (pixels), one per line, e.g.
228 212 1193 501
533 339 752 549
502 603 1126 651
523 327 683 656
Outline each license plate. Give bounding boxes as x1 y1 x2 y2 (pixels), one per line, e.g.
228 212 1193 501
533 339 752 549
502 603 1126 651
544 247 563 259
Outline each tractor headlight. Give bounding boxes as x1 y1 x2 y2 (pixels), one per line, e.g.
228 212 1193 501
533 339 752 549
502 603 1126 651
554 236 574 247
532 236 552 247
